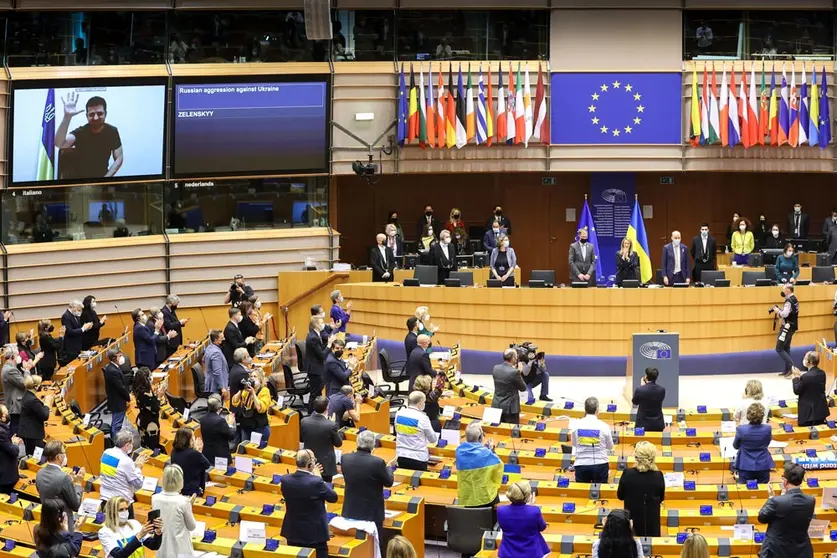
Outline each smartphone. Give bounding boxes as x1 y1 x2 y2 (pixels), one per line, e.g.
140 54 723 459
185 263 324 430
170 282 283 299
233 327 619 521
72 466 80 474
147 509 160 522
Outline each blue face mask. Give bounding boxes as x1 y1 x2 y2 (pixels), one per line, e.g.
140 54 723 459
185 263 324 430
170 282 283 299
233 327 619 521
700 231 708 238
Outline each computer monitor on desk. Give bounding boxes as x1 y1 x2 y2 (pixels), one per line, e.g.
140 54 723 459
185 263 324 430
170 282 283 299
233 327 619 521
761 248 784 265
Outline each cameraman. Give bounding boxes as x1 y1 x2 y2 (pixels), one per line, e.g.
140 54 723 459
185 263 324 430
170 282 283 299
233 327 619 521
772 284 800 378
491 348 527 424
224 274 255 307
520 348 552 405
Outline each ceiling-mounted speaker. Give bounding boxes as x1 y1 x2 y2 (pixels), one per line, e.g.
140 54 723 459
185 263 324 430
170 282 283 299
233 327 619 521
304 0 332 41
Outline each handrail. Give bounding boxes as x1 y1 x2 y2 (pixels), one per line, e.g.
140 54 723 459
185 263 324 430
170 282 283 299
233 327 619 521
281 272 350 336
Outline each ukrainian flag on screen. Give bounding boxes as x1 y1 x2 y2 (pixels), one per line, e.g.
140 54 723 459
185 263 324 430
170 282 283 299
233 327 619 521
626 200 652 284
577 429 601 446
36 88 56 181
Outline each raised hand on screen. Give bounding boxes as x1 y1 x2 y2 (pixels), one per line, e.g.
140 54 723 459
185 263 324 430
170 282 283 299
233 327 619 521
61 92 84 118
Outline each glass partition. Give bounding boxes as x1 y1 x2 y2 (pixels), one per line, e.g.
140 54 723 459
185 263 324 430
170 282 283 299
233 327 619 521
683 10 744 60
163 176 329 233
1 183 164 245
333 10 394 61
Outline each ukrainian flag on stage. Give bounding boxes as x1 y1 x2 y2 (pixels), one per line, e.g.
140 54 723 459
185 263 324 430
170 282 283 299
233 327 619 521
626 200 652 284
36 88 56 181
455 442 503 507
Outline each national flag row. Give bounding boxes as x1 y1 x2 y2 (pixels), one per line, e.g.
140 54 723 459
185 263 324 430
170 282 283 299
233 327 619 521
397 62 550 149
689 63 831 149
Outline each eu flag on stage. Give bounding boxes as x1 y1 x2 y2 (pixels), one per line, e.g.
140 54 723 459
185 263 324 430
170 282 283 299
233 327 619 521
575 199 603 284
36 88 56 181
551 73 682 145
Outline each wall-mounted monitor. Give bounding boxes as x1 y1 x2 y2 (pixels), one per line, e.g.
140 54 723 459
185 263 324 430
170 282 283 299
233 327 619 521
10 77 167 186
172 75 330 178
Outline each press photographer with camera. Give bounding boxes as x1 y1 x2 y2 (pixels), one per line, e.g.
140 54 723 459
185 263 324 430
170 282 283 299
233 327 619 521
231 369 272 443
770 284 799 378
514 343 552 405
224 274 255 307
491 348 528 424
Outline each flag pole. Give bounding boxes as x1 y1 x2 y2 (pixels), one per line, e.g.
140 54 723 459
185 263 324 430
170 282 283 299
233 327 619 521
635 193 638 200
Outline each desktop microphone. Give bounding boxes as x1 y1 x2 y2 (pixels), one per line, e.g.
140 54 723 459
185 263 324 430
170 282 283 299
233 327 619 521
198 307 211 336
113 304 129 334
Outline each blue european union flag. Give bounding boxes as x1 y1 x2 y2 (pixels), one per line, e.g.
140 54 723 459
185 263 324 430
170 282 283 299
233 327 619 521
551 73 682 145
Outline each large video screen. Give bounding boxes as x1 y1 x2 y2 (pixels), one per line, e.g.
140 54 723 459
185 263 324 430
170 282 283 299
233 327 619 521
10 79 167 186
172 77 329 178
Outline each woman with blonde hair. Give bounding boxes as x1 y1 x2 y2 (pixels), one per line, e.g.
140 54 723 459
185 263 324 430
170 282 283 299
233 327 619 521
680 533 709 558
386 535 417 558
98 496 162 558
735 379 766 425
414 306 438 337
19 374 51 456
231 368 272 442
615 237 640 286
616 441 665 536
413 374 443 434
151 464 197 556
496 481 550 558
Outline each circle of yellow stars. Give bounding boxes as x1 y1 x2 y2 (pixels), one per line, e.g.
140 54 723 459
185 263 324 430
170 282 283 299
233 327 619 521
587 80 644 137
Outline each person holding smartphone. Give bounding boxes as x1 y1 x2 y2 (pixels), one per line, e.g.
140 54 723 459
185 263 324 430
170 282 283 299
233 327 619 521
152 464 197 557
98 496 162 558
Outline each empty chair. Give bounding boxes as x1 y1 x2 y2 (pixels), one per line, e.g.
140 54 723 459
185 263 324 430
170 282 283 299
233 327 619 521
414 265 438 285
700 270 726 285
812 266 835 283
450 271 474 287
741 271 765 286
530 270 556 286
280 364 309 410
379 348 408 395
190 363 211 400
445 506 495 557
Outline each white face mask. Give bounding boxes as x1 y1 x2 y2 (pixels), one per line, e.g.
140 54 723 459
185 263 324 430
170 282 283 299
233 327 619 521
14 356 21 365
739 224 747 231
118 511 129 524
492 228 500 234
786 251 793 257
139 314 147 323
426 230 433 236
117 355 126 366
60 453 68 467
72 311 82 318
672 239 680 247
255 301 262 309
772 230 779 238
235 315 243 323
700 231 708 238
443 237 451 245
91 301 97 309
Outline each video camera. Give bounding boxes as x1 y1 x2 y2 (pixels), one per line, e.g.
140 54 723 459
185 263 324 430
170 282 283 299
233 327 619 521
509 341 545 364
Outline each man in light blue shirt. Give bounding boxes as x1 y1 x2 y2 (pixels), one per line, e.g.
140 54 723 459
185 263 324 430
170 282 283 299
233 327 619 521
203 329 229 396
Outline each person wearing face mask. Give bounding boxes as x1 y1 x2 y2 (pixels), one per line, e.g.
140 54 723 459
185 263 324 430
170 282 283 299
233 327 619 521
102 348 131 440
170 427 211 496
222 307 256 368
146 307 171 367
394 391 439 471
662 230 691 286
774 243 800 284
615 237 640 287
0 405 22 495
98 496 162 558
773 284 800 378
1 345 29 435
570 228 597 286
432 229 459 285
37 319 65 381
324 338 351 397
34 498 85 558
483 219 505 251
16 330 38 364
19 374 52 456
791 351 828 427
386 210 404 240
491 349 527 424
490 233 517 286
132 308 174 370
61 300 93 362
231 369 273 445
236 301 261 357
757 463 815 558
730 218 755 266
488 205 512 235
414 306 439 337
80 295 107 351
329 290 352 336
406 334 434 391
306 317 335 414
384 223 403 258
822 208 837 248
445 207 464 233
786 203 809 240
418 222 437 265
247 295 272 350
763 223 785 250
99 430 150 517
371 232 396 283
224 274 255 307
755 215 770 249
36 441 87 534
162 294 188 359
725 212 740 249
445 208 470 254
301 396 343 483
415 205 441 241
690 224 717 283
280 449 339 558
132 367 165 452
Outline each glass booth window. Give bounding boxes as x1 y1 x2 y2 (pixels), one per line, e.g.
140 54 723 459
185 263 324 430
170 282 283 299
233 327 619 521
1 183 164 245
333 10 394 61
396 10 488 61
163 177 328 233
168 11 329 63
486 11 549 61
683 10 744 60
748 11 834 60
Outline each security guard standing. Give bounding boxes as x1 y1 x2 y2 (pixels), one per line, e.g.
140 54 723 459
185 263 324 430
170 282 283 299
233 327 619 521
773 284 799 378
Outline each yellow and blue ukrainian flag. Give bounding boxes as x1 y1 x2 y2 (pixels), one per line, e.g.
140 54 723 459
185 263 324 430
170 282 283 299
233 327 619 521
36 88 56 181
626 199 652 284
455 442 503 507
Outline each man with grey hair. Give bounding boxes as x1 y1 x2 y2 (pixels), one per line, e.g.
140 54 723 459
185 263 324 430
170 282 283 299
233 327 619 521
491 348 527 424
199 394 236 465
61 299 93 361
280 448 338 558
99 429 148 516
394 391 438 471
162 294 188 358
456 422 502 508
406 333 434 391
341 429 394 542
571 396 613 484
328 385 362 429
1 345 28 434
329 289 352 336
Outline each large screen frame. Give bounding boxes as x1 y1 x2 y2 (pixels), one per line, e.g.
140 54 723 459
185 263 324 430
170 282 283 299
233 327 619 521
170 73 331 179
8 76 169 187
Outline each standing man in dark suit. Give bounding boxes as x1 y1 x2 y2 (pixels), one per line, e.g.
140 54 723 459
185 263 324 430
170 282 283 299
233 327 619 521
223 307 255 368
324 339 351 397
132 308 173 369
103 348 131 441
371 233 396 283
483 220 504 252
792 351 829 427
758 462 815 558
415 205 441 240
787 203 810 239
199 394 237 467
301 396 343 483
632 367 666 432
280 449 339 558
487 205 512 236
306 316 334 414
569 228 597 286
0 309 10 346
162 294 188 359
662 230 690 286
341 430 395 545
404 317 419 359
491 349 527 424
826 222 837 265
406 334 433 391
690 223 717 283
61 300 93 362
431 229 458 285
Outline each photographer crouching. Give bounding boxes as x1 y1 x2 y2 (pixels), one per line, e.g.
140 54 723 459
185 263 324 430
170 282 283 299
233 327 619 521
770 284 799 378
513 342 553 405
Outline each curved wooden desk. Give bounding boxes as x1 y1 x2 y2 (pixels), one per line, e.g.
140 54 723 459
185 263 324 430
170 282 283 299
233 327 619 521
339 283 837 356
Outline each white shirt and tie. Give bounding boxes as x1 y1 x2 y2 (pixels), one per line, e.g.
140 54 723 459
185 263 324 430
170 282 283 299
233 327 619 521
673 243 681 272
580 243 587 260
440 242 450 262
377 245 390 278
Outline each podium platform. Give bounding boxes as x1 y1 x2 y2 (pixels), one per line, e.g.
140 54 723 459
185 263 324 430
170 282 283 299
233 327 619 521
625 332 680 407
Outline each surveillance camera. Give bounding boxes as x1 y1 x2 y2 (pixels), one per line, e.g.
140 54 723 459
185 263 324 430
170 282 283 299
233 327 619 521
352 160 378 176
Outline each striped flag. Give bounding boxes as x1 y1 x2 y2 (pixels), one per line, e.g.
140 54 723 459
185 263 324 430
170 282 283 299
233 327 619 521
418 65 427 148
738 68 749 148
779 64 790 145
523 63 533 147
719 64 729 146
514 63 525 144
820 65 831 149
446 66 456 148
708 63 721 144
407 64 418 143
789 67 799 147
36 88 56 181
700 64 709 144
506 64 516 145
769 66 779 145
809 66 820 147
747 66 759 147
426 65 436 149
455 64 467 148
532 63 549 144
486 65 495 146
465 65 475 142
758 64 769 145
689 67 701 147
476 65 487 145
799 65 809 146
496 64 507 144
436 69 446 148
727 69 740 147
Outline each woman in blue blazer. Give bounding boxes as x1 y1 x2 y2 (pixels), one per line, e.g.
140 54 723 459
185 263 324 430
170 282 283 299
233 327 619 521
489 234 517 286
497 481 549 558
732 402 774 484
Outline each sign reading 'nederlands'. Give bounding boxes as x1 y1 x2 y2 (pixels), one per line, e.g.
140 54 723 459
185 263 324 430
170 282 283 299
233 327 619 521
173 81 328 177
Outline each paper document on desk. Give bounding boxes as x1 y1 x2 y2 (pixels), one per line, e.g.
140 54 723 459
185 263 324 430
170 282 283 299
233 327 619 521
152 372 167 380
141 477 158 492
430 352 451 361
78 498 101 517
345 342 359 349
822 487 837 510
239 520 266 545
664 472 684 488
440 429 460 447
190 521 206 540
768 440 788 448
482 407 502 424
733 524 754 541
721 421 737 434
808 519 829 539
384 511 401 519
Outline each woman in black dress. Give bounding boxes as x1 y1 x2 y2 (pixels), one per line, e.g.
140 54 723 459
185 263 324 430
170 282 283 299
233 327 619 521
413 374 442 434
616 440 665 537
37 319 64 381
237 301 261 357
80 295 106 351
132 367 164 452
614 237 640 286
